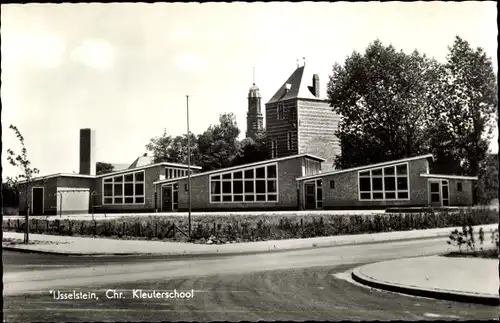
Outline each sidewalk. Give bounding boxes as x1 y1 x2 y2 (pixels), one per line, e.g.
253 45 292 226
352 255 499 306
2 223 498 256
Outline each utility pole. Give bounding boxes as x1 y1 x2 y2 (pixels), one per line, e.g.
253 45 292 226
186 95 192 239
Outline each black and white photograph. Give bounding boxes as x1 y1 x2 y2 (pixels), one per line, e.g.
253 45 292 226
1 1 498 322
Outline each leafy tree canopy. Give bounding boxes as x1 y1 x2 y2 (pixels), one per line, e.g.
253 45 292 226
328 39 442 169
96 162 115 175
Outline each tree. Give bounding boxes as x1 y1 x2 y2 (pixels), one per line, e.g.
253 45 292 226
197 113 241 171
476 153 498 205
428 36 498 179
145 131 200 166
145 129 174 163
96 162 115 175
232 131 270 166
327 40 442 169
6 125 42 244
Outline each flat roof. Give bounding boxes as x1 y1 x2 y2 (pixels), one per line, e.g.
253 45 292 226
18 161 201 184
420 174 479 180
297 154 435 181
97 162 201 178
153 153 326 185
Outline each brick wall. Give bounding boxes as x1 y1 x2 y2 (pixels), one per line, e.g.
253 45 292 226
95 166 162 212
300 158 431 209
156 156 307 211
297 99 341 171
265 100 299 158
18 178 58 215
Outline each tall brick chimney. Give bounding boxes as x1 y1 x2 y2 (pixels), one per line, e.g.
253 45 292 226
312 74 320 98
79 128 96 175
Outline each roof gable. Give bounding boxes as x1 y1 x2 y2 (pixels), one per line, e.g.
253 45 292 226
297 154 435 181
266 66 324 104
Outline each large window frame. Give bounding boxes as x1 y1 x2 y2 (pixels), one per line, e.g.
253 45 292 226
358 162 410 201
304 158 321 176
209 163 278 204
103 170 146 205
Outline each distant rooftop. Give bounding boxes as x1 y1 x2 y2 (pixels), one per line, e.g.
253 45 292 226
267 65 325 104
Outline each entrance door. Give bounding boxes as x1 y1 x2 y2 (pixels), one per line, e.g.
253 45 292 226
32 187 44 215
429 180 442 207
304 183 316 210
441 180 450 206
162 186 173 212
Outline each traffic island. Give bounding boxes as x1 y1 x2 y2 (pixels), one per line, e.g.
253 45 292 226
351 256 499 306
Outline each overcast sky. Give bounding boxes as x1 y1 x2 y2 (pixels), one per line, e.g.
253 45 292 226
1 2 497 178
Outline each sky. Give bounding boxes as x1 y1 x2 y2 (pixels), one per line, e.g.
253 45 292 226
1 2 498 178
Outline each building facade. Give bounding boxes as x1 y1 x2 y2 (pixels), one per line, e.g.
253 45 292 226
297 154 477 210
265 65 341 171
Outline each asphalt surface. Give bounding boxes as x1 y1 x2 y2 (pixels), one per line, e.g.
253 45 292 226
3 237 498 321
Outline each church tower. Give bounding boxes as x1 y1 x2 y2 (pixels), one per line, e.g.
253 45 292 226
246 68 264 140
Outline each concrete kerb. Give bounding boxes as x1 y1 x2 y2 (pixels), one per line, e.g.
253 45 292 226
351 266 499 306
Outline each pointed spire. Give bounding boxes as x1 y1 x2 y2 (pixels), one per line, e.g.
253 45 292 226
303 57 306 67
296 58 299 68
253 67 255 86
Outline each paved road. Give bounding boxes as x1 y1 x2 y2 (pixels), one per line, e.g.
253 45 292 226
3 237 497 321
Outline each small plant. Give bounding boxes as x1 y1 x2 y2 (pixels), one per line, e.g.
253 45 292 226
467 225 475 252
447 229 466 252
479 227 485 251
491 228 499 248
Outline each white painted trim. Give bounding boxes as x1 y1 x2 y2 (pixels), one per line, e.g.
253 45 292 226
18 162 202 184
441 179 450 206
57 188 91 192
160 182 179 211
428 179 443 207
18 173 94 184
302 179 323 210
420 174 479 180
102 170 146 205
97 162 201 178
357 162 411 202
287 131 293 150
153 154 325 185
31 186 44 215
297 154 435 181
208 163 279 204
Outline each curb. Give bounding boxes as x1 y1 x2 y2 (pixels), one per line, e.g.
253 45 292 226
351 266 499 306
1 234 452 257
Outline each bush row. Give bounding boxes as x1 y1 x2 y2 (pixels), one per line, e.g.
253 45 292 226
2 207 498 242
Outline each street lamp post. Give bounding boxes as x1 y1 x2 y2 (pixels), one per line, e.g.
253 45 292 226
186 95 192 239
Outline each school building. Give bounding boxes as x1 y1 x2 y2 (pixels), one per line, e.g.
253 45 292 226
16 65 477 215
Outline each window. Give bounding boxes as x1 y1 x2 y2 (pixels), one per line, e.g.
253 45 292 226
277 103 284 120
271 140 277 158
457 182 463 192
316 179 323 208
330 180 335 189
184 183 189 192
305 159 321 176
210 163 278 203
358 163 409 201
287 131 293 150
103 170 146 205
